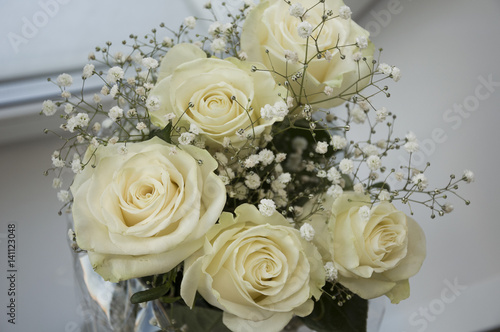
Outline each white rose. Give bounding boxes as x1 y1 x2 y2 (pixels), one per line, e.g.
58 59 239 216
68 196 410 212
241 0 374 108
70 137 226 282
306 192 426 303
150 43 285 152
181 204 325 332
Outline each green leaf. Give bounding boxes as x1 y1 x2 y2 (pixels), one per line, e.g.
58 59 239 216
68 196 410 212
149 122 172 144
301 293 368 332
130 283 171 304
369 182 391 192
168 304 231 332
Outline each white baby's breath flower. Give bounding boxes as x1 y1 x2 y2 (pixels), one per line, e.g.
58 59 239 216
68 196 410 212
223 137 231 148
91 137 100 148
52 178 63 189
210 38 227 53
339 158 354 175
52 157 65 168
326 184 343 199
327 167 342 183
136 122 147 131
359 206 371 221
353 51 363 61
315 141 328 154
316 170 327 178
258 149 274 166
244 173 261 189
126 109 137 117
108 106 123 122
404 141 419 153
179 132 195 145
146 96 161 112
189 123 200 135
378 189 391 201
324 262 338 282
289 3 306 17
412 173 428 190
163 112 176 123
163 37 174 47
366 155 382 171
394 171 405 182
376 107 388 122
238 51 248 60
299 223 315 241
391 67 401 82
107 66 124 83
142 57 159 69
324 50 333 62
260 104 274 120
117 145 128 155
75 113 89 128
357 99 370 111
324 86 334 96
215 152 228 166
108 136 119 145
443 203 454 213
277 173 291 184
406 131 417 142
362 144 378 156
356 36 368 49
42 100 57 116
71 159 82 174
64 104 73 114
331 135 347 150
244 154 260 168
208 21 222 36
284 50 299 64
82 64 95 79
297 21 313 38
378 63 392 75
275 153 287 163
57 190 71 203
57 73 73 87
184 16 196 29
100 86 109 96
352 106 367 124
353 183 364 194
258 199 276 217
110 84 119 98
339 5 352 20
463 169 475 183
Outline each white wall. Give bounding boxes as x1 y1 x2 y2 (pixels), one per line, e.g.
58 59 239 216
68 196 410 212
0 0 499 331
356 1 500 331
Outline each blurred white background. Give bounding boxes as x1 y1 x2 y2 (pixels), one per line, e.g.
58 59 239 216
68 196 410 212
0 0 499 331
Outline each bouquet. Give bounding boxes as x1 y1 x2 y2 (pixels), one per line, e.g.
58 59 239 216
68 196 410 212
43 0 473 331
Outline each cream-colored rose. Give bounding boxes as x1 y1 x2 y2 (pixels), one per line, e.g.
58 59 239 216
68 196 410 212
70 137 226 282
181 204 325 332
306 192 426 303
241 0 375 108
149 43 284 152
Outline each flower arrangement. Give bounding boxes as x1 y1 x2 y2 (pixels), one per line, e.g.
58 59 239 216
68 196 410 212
43 0 474 331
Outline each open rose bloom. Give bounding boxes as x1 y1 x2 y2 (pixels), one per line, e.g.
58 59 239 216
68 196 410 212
71 137 226 282
241 0 375 107
149 43 285 152
181 204 325 332
307 193 426 303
